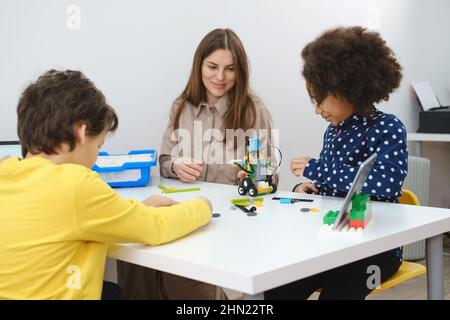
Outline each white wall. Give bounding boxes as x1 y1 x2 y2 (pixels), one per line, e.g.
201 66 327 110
1 0 449 206
403 1 450 208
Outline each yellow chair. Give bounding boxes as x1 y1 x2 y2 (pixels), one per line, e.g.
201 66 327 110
398 189 420 206
369 188 426 295
370 261 426 294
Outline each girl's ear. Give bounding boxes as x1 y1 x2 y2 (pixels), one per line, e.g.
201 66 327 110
73 123 88 145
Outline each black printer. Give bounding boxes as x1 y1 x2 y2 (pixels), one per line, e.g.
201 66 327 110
418 107 450 134
412 82 450 133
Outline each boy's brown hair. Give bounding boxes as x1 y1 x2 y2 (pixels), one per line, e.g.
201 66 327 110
302 26 403 117
17 70 118 157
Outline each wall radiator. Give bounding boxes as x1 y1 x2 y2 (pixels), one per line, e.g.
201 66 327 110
402 156 431 261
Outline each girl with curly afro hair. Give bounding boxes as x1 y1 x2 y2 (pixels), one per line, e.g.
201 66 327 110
267 26 408 300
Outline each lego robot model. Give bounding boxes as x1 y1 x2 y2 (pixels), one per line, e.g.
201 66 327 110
230 137 281 197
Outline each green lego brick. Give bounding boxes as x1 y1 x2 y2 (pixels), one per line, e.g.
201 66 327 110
323 210 339 225
349 208 366 220
352 194 369 211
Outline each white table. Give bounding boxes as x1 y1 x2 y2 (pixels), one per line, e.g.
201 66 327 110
408 133 450 157
107 177 450 300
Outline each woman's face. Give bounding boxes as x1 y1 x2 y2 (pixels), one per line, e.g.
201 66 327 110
202 49 236 104
307 85 355 126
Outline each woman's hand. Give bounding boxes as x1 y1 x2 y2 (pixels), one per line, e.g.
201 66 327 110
143 195 178 207
293 182 319 194
290 156 312 177
172 157 203 182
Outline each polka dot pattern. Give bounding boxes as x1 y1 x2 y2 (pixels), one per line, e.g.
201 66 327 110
303 109 408 203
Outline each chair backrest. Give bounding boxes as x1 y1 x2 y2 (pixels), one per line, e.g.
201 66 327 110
399 189 421 206
401 157 429 261
403 156 430 206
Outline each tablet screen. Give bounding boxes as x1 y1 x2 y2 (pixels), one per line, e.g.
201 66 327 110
332 153 377 230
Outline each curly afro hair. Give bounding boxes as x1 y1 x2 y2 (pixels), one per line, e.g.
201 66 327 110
301 26 403 117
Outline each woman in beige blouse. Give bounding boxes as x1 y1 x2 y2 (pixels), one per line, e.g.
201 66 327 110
120 28 276 300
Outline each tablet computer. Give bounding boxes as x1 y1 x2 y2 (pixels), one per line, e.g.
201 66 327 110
332 153 377 230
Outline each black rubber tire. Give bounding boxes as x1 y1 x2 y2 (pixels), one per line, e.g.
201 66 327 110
242 178 252 189
238 186 247 196
270 184 277 194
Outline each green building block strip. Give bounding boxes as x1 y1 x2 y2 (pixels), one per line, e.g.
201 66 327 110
323 210 339 225
230 197 264 206
158 184 200 193
163 187 201 193
157 184 170 192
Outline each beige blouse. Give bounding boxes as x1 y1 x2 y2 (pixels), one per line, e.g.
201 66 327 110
159 95 277 186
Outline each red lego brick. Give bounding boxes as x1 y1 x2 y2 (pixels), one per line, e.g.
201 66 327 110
349 220 367 229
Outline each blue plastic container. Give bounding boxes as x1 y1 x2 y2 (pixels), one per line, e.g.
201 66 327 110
92 149 157 188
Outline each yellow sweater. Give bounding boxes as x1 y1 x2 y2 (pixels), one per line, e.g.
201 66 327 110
0 156 211 299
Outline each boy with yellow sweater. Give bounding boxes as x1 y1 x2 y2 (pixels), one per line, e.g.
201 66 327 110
0 70 212 299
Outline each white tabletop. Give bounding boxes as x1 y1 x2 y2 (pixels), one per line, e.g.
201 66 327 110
408 133 450 142
108 177 450 295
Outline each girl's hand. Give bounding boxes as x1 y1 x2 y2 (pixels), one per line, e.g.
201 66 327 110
293 182 319 194
290 156 312 177
172 157 203 182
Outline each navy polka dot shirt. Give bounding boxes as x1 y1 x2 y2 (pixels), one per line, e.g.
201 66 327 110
304 108 408 203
